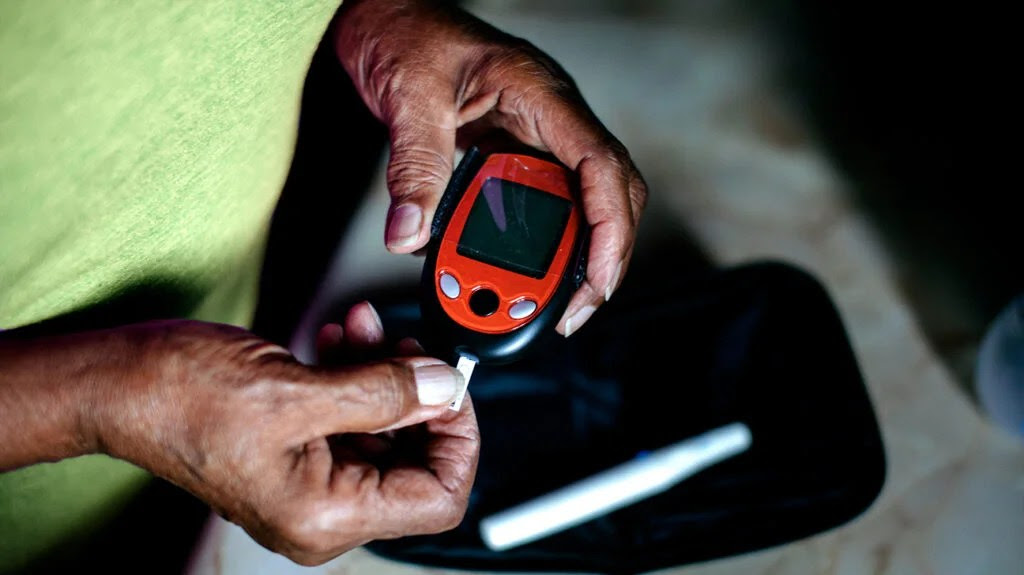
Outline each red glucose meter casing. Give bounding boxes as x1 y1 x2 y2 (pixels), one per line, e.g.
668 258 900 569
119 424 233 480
420 147 587 365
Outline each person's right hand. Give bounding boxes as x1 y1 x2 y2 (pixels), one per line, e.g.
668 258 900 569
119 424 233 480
85 317 478 566
334 0 649 337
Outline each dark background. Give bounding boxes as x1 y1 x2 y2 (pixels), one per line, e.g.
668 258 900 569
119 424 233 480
254 0 1018 390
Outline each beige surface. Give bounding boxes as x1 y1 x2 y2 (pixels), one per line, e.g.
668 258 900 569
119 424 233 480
189 4 1024 574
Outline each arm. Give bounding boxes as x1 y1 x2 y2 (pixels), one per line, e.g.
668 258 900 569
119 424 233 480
0 328 123 470
0 312 477 566
334 0 648 336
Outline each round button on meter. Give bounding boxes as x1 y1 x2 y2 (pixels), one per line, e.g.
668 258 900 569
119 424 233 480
508 299 538 320
439 272 461 299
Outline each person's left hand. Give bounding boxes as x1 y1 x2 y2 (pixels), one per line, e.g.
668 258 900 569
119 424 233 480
334 0 648 337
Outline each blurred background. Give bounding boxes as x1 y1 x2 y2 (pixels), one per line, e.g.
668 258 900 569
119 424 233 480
206 0 1023 573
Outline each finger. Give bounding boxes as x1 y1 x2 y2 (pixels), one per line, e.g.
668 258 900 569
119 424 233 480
419 393 479 495
533 112 640 310
309 358 463 435
556 283 603 338
315 323 344 363
298 436 335 490
547 128 645 334
395 337 425 356
383 78 459 253
316 302 389 366
342 301 386 349
489 57 648 333
557 241 635 337
332 394 480 538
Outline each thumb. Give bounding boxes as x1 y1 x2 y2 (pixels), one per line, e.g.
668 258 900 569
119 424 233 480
383 82 458 253
316 358 462 434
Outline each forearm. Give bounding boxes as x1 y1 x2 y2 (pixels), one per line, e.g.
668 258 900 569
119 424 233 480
0 327 135 470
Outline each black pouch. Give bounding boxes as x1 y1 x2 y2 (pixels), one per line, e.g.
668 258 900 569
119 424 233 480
354 258 885 574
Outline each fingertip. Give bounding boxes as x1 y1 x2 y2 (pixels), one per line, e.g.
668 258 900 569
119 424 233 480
386 237 429 255
435 391 474 423
582 227 628 310
344 302 386 347
564 304 597 338
316 323 344 356
558 284 602 337
385 203 426 252
354 300 384 330
396 337 426 356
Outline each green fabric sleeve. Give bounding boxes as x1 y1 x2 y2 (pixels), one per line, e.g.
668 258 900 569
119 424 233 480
0 1 343 569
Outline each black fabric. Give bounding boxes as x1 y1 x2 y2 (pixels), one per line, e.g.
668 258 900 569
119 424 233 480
358 259 885 574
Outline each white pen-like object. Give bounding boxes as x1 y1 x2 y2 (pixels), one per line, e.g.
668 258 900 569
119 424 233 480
479 422 752 551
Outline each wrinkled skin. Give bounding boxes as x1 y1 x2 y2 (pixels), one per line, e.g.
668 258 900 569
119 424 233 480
0 0 647 566
91 305 479 566
335 0 648 336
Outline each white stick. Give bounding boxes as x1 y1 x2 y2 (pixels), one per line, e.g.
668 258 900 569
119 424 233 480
479 422 752 551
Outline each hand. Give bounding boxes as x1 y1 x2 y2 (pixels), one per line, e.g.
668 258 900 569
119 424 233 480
334 0 648 336
314 302 480 549
87 313 477 566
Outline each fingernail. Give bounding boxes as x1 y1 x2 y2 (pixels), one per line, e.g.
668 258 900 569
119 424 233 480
414 364 460 405
564 305 597 338
605 260 623 302
364 301 383 332
386 204 423 249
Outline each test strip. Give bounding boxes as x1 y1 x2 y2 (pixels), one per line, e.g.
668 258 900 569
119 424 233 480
450 354 477 411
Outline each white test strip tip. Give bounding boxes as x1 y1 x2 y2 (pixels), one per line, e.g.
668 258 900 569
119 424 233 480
449 354 477 411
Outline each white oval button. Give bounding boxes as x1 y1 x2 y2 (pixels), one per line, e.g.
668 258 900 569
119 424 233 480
439 273 461 299
508 299 538 319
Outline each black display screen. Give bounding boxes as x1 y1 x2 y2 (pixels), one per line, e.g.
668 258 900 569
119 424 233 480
456 177 572 279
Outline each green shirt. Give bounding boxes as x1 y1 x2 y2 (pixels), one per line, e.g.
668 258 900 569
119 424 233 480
0 1 341 570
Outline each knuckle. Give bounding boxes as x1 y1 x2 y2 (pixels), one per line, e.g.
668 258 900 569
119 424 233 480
515 43 570 87
614 215 635 240
272 506 341 559
600 149 627 176
387 146 452 201
368 52 403 104
630 171 650 210
444 500 470 530
427 498 469 534
592 140 648 219
358 362 413 421
484 41 575 98
384 73 454 118
276 519 323 556
599 131 626 155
